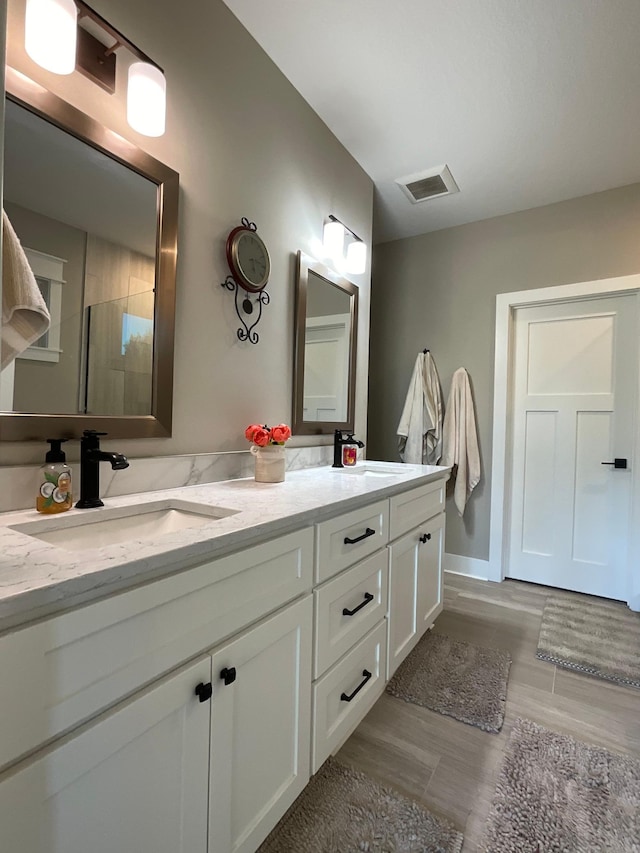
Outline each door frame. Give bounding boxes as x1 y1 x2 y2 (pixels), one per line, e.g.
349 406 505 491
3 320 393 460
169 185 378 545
488 273 640 609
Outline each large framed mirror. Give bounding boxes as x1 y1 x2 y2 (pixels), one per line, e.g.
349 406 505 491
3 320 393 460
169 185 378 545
293 251 358 435
0 67 179 441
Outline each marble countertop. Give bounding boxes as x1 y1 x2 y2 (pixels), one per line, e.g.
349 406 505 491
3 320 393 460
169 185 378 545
0 461 450 632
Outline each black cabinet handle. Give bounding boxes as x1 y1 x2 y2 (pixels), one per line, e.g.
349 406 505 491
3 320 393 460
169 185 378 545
419 533 432 544
344 527 375 545
340 669 372 702
342 592 374 616
220 667 236 686
195 682 213 703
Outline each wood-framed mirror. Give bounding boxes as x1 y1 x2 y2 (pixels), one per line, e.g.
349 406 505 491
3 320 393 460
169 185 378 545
293 251 358 435
0 67 179 441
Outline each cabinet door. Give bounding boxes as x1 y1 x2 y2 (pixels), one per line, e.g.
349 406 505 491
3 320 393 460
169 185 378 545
387 514 445 679
208 596 312 853
0 657 211 853
387 530 420 679
416 513 445 634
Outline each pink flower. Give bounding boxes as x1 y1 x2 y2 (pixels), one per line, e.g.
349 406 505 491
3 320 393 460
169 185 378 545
252 427 271 447
270 424 291 444
245 423 263 442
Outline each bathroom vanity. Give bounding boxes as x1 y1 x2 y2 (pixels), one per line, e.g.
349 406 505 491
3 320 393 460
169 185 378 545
0 461 449 853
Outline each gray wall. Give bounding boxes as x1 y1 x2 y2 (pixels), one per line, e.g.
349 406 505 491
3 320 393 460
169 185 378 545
2 0 373 464
369 183 640 562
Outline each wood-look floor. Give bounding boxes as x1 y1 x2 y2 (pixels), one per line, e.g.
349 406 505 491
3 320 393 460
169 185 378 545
337 574 640 852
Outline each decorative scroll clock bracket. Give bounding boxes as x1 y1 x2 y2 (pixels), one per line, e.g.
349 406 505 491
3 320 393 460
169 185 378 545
221 217 271 344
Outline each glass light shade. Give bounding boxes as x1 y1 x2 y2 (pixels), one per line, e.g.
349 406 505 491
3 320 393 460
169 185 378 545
25 0 77 75
323 220 345 261
127 62 166 137
346 240 367 275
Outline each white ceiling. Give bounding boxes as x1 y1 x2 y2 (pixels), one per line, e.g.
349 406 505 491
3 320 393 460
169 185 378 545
222 0 640 243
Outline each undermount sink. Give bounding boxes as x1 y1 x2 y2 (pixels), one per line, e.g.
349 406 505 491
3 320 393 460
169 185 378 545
10 499 239 552
331 465 404 479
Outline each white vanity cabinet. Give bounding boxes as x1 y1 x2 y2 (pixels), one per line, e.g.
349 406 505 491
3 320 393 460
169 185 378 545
0 467 449 853
0 597 312 853
0 656 212 853
387 482 446 679
0 532 314 853
208 596 312 853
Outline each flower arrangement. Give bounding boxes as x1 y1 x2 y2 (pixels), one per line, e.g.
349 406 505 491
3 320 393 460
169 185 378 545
245 423 292 447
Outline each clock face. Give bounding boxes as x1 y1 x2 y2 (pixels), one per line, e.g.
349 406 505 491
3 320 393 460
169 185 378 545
227 227 270 292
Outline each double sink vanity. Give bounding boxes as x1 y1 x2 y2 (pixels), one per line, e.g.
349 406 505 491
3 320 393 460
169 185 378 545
0 459 450 853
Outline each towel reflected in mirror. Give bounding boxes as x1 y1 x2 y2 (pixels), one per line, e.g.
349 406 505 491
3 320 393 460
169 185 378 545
1 209 51 369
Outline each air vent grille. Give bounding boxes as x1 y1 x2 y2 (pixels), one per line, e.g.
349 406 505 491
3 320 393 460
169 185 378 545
396 165 459 205
405 174 448 202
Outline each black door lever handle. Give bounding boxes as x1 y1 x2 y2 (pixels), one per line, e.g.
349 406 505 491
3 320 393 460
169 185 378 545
601 458 628 469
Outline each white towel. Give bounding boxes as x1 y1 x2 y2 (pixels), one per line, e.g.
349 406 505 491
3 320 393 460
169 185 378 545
1 210 51 369
397 351 444 465
441 367 481 516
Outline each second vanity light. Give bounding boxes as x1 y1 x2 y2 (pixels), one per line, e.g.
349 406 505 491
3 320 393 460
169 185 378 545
322 215 367 275
24 0 166 137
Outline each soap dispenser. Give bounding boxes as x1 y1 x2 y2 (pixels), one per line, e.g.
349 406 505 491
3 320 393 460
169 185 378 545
342 435 358 467
37 439 72 514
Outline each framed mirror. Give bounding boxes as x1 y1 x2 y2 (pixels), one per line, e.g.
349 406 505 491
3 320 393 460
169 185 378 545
0 67 179 441
293 251 358 435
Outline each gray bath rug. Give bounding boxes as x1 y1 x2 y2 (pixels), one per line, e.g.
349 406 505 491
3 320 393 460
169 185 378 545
258 757 463 853
386 632 511 733
537 592 640 688
481 718 640 852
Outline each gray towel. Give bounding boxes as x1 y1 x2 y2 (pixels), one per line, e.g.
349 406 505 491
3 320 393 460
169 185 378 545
1 210 51 369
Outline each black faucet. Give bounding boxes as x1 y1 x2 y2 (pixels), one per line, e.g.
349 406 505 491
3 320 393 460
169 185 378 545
76 430 130 508
333 429 365 468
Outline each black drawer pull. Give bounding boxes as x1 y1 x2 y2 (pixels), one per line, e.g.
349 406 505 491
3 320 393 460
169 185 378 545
419 533 432 544
340 669 372 702
342 592 374 617
195 682 213 703
220 667 236 686
344 527 375 545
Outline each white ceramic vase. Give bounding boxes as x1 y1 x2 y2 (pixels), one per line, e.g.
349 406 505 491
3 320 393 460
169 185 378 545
251 444 286 483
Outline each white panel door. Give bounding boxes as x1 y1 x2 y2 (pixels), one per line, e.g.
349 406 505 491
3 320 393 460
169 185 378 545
303 314 350 421
208 596 312 853
508 294 638 599
0 656 211 853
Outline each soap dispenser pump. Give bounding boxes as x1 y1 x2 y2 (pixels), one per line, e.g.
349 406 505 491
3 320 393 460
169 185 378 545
37 439 72 514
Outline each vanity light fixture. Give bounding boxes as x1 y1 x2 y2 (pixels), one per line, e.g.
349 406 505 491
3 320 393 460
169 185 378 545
24 0 167 137
25 0 78 75
322 218 345 261
323 215 367 275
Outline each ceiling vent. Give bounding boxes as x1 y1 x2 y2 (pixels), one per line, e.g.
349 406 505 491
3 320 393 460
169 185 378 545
396 165 459 204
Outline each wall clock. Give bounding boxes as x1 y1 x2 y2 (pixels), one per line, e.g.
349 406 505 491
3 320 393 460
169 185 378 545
221 218 271 344
226 219 271 293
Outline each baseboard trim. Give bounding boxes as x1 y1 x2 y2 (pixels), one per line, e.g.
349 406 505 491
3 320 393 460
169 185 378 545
444 552 491 581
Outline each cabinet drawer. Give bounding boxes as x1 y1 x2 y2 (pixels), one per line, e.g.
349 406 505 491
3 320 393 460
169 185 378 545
389 480 445 541
312 619 387 773
0 527 313 772
314 550 388 679
315 500 389 583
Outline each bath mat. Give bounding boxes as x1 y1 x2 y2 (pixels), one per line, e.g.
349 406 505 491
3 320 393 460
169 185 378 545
386 632 511 732
481 718 640 852
536 592 640 688
258 757 463 853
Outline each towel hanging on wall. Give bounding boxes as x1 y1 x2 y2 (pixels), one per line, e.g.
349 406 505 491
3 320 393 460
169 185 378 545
441 367 481 516
397 350 443 465
1 210 51 370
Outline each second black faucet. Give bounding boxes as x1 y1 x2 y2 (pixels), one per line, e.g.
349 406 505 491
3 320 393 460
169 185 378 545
333 429 365 468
